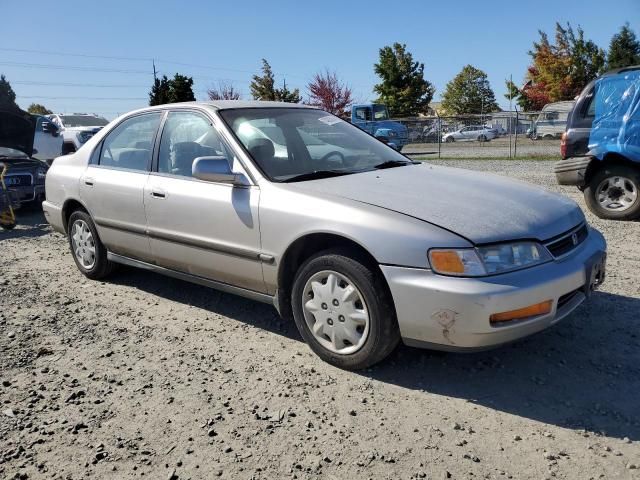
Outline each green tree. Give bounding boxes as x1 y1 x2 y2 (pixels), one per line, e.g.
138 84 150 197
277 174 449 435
373 43 435 116
504 79 534 111
148 73 195 106
169 74 195 103
149 75 172 106
566 24 606 93
0 74 19 110
274 79 301 103
441 65 499 115
27 103 53 115
607 23 640 69
250 59 277 100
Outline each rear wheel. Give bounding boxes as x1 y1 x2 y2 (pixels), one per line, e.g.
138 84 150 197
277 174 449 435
291 249 400 370
445 136 454 143
584 164 640 220
477 134 488 142
67 210 115 279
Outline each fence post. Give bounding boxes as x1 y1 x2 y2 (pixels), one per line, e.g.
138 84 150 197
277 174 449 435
514 110 518 158
437 113 441 159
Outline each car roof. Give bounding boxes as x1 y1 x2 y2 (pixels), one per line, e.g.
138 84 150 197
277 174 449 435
601 65 640 77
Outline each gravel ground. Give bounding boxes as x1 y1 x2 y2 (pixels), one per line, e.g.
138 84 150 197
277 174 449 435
1 160 639 480
404 138 561 159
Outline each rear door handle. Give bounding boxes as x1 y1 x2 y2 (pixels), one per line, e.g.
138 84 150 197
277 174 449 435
150 189 166 199
84 177 94 186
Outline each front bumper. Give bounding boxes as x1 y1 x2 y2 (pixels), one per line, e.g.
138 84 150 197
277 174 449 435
381 227 606 351
8 184 45 203
554 156 593 186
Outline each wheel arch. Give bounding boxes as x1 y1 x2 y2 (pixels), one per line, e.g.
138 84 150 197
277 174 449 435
584 152 639 186
276 232 389 320
61 197 90 234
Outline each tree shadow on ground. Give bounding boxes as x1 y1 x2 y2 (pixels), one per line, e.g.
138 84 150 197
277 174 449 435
109 266 640 442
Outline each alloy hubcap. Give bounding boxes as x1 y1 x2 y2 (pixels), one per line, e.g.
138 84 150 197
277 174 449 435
302 270 370 355
597 176 638 212
71 220 96 269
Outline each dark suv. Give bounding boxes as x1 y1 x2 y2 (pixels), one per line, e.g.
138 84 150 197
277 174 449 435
554 66 640 220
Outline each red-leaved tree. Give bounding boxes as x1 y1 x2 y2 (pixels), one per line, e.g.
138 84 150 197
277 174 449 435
306 70 353 115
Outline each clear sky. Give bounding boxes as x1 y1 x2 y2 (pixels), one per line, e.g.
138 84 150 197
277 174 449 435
2 0 638 118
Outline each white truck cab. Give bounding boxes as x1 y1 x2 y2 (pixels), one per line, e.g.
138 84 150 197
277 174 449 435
47 113 109 154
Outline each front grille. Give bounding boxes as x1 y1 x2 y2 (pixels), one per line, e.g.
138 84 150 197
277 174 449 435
544 224 588 258
5 174 33 187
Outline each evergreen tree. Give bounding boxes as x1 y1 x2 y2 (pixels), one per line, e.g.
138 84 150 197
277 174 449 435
27 103 53 115
250 59 277 100
169 74 196 103
0 74 19 110
274 79 301 103
149 75 171 106
373 43 435 116
441 65 499 115
607 23 640 69
504 79 534 111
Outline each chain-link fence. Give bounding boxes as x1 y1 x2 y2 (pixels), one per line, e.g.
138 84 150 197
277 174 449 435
395 110 569 159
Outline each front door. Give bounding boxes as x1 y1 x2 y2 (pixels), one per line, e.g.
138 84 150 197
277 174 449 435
143 110 265 293
80 112 163 262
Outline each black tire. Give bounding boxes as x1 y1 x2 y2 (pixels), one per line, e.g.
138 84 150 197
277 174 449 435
477 135 487 142
445 136 454 143
67 210 115 279
1 222 16 230
291 248 400 370
584 164 640 220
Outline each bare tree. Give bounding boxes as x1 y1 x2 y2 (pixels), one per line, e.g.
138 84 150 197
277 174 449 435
207 81 241 101
306 70 353 114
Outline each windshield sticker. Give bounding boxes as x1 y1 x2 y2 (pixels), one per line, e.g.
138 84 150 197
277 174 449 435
318 116 342 126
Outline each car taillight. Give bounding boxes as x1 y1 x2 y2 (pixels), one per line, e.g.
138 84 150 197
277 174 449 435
560 132 567 159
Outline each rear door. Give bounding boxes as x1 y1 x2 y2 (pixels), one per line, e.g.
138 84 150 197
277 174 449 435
80 112 163 262
143 109 264 292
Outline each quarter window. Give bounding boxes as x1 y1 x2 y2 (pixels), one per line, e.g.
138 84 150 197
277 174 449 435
158 111 230 178
99 113 161 171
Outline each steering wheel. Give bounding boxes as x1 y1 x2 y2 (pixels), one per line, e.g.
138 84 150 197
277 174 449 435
320 151 345 164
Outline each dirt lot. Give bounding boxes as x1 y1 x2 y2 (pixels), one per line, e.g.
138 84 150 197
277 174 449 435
404 138 561 159
1 160 639 480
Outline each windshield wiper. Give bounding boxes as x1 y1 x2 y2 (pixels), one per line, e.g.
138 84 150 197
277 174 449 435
282 170 354 183
373 160 415 169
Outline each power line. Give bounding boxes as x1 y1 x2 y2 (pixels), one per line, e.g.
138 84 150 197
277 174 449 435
0 61 151 75
13 80 149 88
17 95 147 100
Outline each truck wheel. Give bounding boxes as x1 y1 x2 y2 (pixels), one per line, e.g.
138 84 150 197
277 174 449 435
291 248 400 370
67 210 115 279
584 164 640 220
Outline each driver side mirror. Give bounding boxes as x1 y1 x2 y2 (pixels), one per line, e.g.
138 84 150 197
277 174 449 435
192 156 248 185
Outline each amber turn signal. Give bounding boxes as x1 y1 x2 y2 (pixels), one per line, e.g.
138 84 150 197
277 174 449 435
429 250 465 274
490 300 553 323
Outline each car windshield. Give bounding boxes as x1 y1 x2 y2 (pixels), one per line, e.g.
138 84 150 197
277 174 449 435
219 108 410 182
59 115 109 127
373 104 389 120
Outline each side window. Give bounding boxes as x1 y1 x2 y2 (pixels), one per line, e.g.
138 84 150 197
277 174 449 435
355 107 371 122
158 111 229 178
99 113 161 171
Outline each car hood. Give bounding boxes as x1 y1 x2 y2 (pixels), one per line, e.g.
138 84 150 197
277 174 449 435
0 108 36 157
0 155 45 171
286 163 585 244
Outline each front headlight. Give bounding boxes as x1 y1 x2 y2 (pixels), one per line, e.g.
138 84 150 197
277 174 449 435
429 241 551 277
36 167 47 182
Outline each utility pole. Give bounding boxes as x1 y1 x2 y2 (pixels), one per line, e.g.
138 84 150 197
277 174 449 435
509 74 513 159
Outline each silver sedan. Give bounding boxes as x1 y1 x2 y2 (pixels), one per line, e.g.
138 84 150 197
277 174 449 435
43 101 607 370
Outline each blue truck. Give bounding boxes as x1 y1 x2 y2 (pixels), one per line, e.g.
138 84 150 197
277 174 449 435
350 103 409 151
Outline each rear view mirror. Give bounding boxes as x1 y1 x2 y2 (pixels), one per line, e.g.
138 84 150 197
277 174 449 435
192 156 247 185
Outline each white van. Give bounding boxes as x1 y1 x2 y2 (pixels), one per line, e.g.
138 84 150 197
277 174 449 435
531 101 575 139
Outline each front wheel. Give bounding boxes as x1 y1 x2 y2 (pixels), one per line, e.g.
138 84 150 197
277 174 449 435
291 249 400 370
584 164 640 220
445 137 454 143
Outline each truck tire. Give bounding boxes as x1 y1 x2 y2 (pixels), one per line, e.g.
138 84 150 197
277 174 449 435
584 164 640 220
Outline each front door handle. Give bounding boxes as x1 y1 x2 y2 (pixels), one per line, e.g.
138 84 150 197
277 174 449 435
150 188 166 199
84 177 94 186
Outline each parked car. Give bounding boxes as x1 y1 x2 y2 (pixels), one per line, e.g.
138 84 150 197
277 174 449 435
32 115 63 164
43 101 606 370
0 109 48 205
554 66 640 220
350 103 409 151
442 125 496 142
530 101 575 140
48 113 110 154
